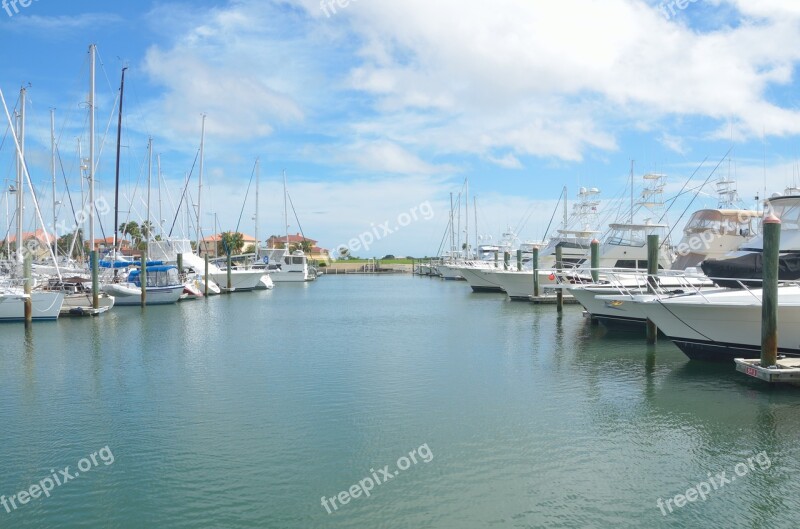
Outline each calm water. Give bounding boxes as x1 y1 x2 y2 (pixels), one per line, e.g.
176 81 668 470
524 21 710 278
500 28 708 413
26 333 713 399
1 275 799 528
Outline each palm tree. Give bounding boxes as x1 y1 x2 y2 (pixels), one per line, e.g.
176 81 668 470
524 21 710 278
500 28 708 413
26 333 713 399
218 231 245 256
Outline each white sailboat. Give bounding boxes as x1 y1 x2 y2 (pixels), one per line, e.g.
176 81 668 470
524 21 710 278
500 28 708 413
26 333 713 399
0 86 65 321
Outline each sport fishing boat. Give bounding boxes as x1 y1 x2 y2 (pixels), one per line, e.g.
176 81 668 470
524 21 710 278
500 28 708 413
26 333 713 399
628 283 800 362
261 248 316 283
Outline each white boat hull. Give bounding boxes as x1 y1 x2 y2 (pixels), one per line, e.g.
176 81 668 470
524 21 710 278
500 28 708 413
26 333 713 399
104 283 184 306
636 287 800 361
492 270 559 300
0 291 64 321
208 270 264 292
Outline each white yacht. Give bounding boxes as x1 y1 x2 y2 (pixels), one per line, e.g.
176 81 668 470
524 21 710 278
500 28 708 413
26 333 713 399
629 284 800 362
260 248 317 283
493 187 602 299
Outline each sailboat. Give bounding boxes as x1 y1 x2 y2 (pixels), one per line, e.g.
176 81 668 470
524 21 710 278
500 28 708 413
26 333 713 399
101 69 183 306
0 86 66 321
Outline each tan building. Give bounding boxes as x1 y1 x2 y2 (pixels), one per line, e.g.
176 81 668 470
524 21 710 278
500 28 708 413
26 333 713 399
199 233 258 257
266 233 330 263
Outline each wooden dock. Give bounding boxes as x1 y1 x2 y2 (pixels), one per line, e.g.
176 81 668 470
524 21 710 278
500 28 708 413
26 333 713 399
529 294 579 305
734 358 800 385
60 306 111 317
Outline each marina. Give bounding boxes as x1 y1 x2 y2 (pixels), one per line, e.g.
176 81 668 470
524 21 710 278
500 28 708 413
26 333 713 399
4 1 800 527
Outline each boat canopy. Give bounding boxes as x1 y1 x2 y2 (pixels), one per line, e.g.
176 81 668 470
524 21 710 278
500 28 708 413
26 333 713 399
683 209 759 235
128 266 180 288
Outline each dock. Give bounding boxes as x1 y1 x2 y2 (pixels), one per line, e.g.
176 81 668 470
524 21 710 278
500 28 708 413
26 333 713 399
529 294 579 305
734 358 800 386
60 306 111 317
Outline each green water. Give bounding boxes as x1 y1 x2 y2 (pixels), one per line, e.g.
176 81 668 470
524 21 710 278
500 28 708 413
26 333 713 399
0 275 798 528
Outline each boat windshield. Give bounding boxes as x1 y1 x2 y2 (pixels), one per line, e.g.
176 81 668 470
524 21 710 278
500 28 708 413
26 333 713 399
683 210 756 236
770 198 800 231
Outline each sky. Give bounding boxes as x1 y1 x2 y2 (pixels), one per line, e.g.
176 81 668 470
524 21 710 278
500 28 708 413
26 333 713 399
2 0 800 257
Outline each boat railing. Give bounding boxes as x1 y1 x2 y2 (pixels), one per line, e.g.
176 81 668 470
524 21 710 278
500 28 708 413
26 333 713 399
560 267 800 303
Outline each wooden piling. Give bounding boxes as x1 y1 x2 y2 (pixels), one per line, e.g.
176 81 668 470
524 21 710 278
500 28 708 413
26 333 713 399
646 234 659 344
203 254 208 299
140 251 147 306
23 254 32 323
177 253 184 275
532 247 540 298
516 250 522 272
90 250 99 309
226 253 233 293
761 215 781 367
555 245 563 313
590 239 600 283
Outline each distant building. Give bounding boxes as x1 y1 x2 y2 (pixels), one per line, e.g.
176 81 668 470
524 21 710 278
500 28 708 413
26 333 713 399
3 229 58 260
198 233 257 257
267 233 330 262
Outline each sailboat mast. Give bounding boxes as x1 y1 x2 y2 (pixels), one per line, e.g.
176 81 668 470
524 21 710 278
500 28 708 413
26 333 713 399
146 137 152 257
157 154 162 239
254 158 260 258
474 196 478 256
465 178 469 258
88 44 96 261
283 169 288 249
16 88 25 262
197 114 206 252
113 67 127 263
562 185 568 230
449 192 454 257
51 108 57 263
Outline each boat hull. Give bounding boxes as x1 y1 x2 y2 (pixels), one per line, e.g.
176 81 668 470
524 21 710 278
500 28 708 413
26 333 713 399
105 284 184 306
208 270 264 292
493 270 559 300
637 291 800 362
0 291 64 322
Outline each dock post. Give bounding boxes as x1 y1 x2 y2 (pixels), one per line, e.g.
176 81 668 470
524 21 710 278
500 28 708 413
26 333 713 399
226 253 232 293
646 234 659 344
494 251 499 268
141 251 147 307
204 254 209 297
91 250 99 309
761 215 781 366
555 245 563 313
23 254 32 323
590 239 600 283
532 247 540 298
504 251 510 271
516 250 522 272
177 253 184 276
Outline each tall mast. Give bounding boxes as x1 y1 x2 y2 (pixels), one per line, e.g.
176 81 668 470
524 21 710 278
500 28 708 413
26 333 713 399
113 67 127 264
254 158 260 258
146 137 152 257
51 108 57 262
157 154 162 239
630 159 635 224
465 178 469 258
197 114 206 251
449 192 454 256
474 196 478 255
283 169 288 249
88 44 96 260
562 185 568 230
16 88 25 262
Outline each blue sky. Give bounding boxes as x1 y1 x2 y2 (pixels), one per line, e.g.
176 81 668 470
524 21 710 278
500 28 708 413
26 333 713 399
2 0 800 256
